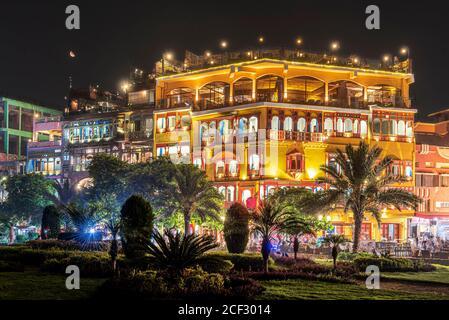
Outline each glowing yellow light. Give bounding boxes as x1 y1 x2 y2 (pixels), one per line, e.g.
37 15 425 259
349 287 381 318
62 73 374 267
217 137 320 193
220 41 227 48
258 36 264 43
353 57 359 63
400 47 408 55
331 41 339 50
383 55 390 62
164 52 173 61
307 168 317 179
247 51 251 56
205 51 211 57
296 38 302 45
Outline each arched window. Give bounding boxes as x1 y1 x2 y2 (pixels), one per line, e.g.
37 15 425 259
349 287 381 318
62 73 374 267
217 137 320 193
209 121 216 137
353 119 359 134
310 118 318 133
157 117 166 130
242 189 252 204
216 160 225 175
297 117 306 132
284 117 293 131
398 120 406 136
249 116 258 133
218 186 226 198
381 119 389 135
336 118 344 133
360 120 368 137
226 186 235 202
249 154 260 171
198 82 230 110
328 81 364 108
344 119 353 133
200 122 209 140
373 118 381 134
218 120 230 136
233 78 253 105
229 160 238 176
166 87 195 108
324 118 333 133
256 75 283 102
286 76 325 104
271 116 280 130
406 121 413 137
239 117 248 133
390 120 398 135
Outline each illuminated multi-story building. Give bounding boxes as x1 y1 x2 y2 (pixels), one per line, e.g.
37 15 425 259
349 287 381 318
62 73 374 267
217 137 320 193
0 96 61 176
412 110 449 240
154 48 416 242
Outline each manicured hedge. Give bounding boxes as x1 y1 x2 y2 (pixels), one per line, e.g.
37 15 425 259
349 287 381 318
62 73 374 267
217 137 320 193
28 240 112 252
206 252 274 272
354 256 436 272
41 254 113 277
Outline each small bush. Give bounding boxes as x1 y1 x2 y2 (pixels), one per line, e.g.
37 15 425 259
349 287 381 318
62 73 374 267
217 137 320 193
245 270 355 284
206 252 274 272
337 252 374 261
200 258 234 274
354 256 436 272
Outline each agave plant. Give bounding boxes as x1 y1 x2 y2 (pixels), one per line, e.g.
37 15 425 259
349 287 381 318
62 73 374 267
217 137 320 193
147 229 218 277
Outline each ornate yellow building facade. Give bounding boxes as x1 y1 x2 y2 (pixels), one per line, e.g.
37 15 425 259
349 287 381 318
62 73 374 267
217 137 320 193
153 52 416 243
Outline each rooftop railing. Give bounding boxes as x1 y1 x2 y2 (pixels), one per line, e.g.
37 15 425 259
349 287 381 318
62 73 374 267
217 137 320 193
160 48 412 76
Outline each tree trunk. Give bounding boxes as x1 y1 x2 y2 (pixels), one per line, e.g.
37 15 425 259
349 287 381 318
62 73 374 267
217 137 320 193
293 237 299 261
110 237 118 276
9 225 15 244
332 246 338 270
261 237 272 274
184 211 191 235
352 214 362 253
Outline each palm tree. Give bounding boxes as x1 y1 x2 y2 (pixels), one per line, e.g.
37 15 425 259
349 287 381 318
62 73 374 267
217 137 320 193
303 141 421 252
147 229 218 277
323 234 347 270
104 218 121 274
165 164 223 235
251 193 297 273
284 215 325 260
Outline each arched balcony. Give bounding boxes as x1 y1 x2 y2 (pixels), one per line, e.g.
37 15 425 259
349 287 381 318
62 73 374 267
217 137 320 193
198 82 230 110
256 75 283 103
367 84 404 108
328 80 365 108
166 87 195 108
286 76 325 105
233 77 253 105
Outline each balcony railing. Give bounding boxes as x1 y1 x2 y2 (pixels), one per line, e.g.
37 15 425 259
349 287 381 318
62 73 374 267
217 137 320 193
267 130 325 142
28 140 62 148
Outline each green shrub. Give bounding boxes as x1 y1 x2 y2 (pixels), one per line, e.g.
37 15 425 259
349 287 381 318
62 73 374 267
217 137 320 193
41 253 112 277
224 203 250 254
337 252 375 261
198 258 234 274
28 240 110 252
354 256 436 272
206 252 274 272
180 267 225 296
120 195 154 259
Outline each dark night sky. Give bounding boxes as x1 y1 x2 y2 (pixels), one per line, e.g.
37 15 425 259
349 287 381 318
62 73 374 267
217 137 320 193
1 0 448 120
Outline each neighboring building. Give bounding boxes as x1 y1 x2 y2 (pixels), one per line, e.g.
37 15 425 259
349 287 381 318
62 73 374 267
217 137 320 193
62 81 155 187
27 115 63 180
154 48 416 242
413 110 449 240
0 96 61 176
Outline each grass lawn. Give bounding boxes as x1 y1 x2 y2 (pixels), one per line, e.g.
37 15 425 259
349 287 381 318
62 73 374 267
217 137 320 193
0 270 106 300
257 279 449 300
382 265 449 285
